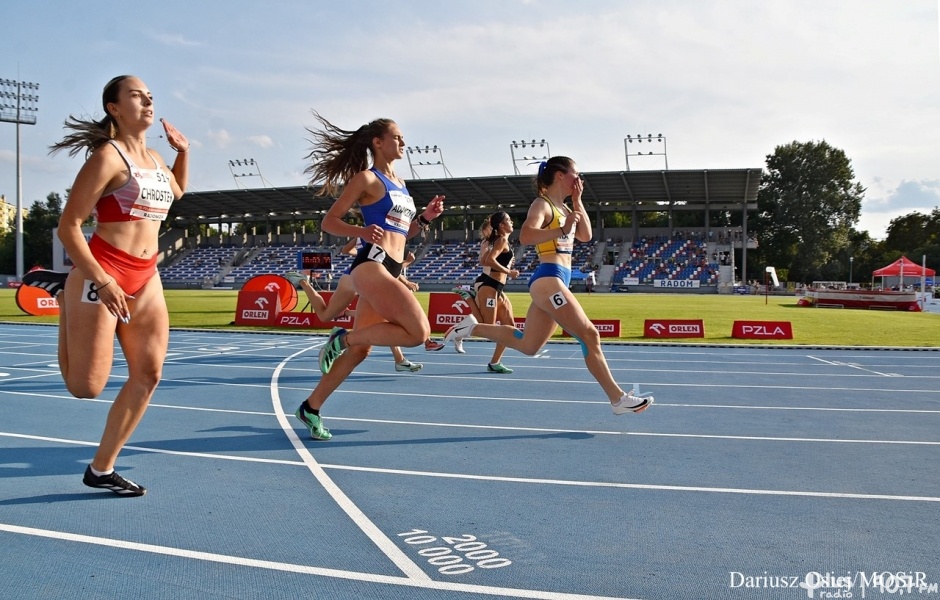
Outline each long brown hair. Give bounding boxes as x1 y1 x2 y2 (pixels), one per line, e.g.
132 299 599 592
487 211 509 245
303 111 395 197
48 75 131 158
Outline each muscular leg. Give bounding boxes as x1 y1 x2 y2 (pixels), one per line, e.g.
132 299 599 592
469 278 625 402
476 286 508 365
526 279 624 402
301 274 356 322
304 296 386 411
344 263 429 348
91 274 169 471
59 269 119 398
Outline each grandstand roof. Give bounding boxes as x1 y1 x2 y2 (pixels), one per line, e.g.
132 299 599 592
169 167 761 224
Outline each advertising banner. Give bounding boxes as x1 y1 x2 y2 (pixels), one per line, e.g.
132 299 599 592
732 320 793 339
643 319 705 338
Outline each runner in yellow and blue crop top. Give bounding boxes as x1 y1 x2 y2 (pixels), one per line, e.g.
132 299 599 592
22 75 190 495
446 156 653 415
294 112 444 440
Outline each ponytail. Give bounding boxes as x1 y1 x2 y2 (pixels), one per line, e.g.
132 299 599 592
534 156 573 194
48 75 131 158
304 111 395 197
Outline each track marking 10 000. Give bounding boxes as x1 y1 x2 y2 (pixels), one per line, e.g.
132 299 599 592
397 529 512 575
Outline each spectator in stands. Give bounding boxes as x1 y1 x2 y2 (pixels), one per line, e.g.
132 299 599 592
23 75 190 496
444 156 653 416
293 113 444 440
475 211 520 373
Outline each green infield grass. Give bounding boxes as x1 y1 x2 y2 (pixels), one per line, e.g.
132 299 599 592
2 288 938 347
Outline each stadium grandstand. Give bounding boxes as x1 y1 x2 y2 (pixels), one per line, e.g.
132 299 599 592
160 168 760 293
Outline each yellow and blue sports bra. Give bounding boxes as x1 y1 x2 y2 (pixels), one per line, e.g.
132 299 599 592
534 196 574 256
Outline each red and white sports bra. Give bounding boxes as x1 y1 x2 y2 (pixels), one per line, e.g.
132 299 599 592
94 140 175 223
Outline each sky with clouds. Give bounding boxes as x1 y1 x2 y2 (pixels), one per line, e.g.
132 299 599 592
1 0 938 239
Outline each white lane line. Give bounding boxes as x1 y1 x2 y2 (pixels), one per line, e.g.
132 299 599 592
6 385 940 414
807 355 899 377
323 464 940 503
4 392 940 444
2 431 938 503
269 346 431 582
656 403 940 414
321 417 940 446
0 523 635 600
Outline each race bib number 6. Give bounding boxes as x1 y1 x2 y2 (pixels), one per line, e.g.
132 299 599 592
550 291 568 309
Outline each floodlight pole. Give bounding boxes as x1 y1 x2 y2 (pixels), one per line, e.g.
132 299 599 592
510 139 550 175
228 158 267 189
849 256 854 284
405 145 452 179
1 79 39 279
624 133 667 171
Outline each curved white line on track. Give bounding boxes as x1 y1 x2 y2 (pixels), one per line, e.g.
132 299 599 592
0 523 638 600
269 345 431 582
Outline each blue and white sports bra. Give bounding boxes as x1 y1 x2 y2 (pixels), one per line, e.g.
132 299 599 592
359 169 416 236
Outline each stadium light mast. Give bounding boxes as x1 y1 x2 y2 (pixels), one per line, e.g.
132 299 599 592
227 158 271 189
1 78 40 279
510 139 550 175
624 133 667 171
405 145 452 179
849 256 854 284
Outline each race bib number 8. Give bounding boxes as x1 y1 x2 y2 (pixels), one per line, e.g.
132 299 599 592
81 279 104 304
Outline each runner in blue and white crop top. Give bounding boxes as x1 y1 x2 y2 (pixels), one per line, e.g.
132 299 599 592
350 169 417 278
360 168 416 236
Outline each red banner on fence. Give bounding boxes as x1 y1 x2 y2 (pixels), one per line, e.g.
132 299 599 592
428 292 478 333
644 319 705 338
234 291 281 326
732 320 793 340
429 293 620 337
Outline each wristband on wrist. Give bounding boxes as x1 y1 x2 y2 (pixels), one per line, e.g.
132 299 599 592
418 214 431 226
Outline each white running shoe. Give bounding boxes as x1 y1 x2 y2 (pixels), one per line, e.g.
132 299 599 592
444 315 478 345
395 359 423 372
454 338 466 353
612 391 653 414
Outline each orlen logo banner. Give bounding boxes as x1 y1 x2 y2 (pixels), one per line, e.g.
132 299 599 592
562 319 621 338
15 284 60 316
241 274 298 312
234 291 280 325
644 319 704 338
428 292 476 333
732 320 793 340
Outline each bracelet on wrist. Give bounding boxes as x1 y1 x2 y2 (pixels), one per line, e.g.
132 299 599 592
97 279 113 290
418 214 431 226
